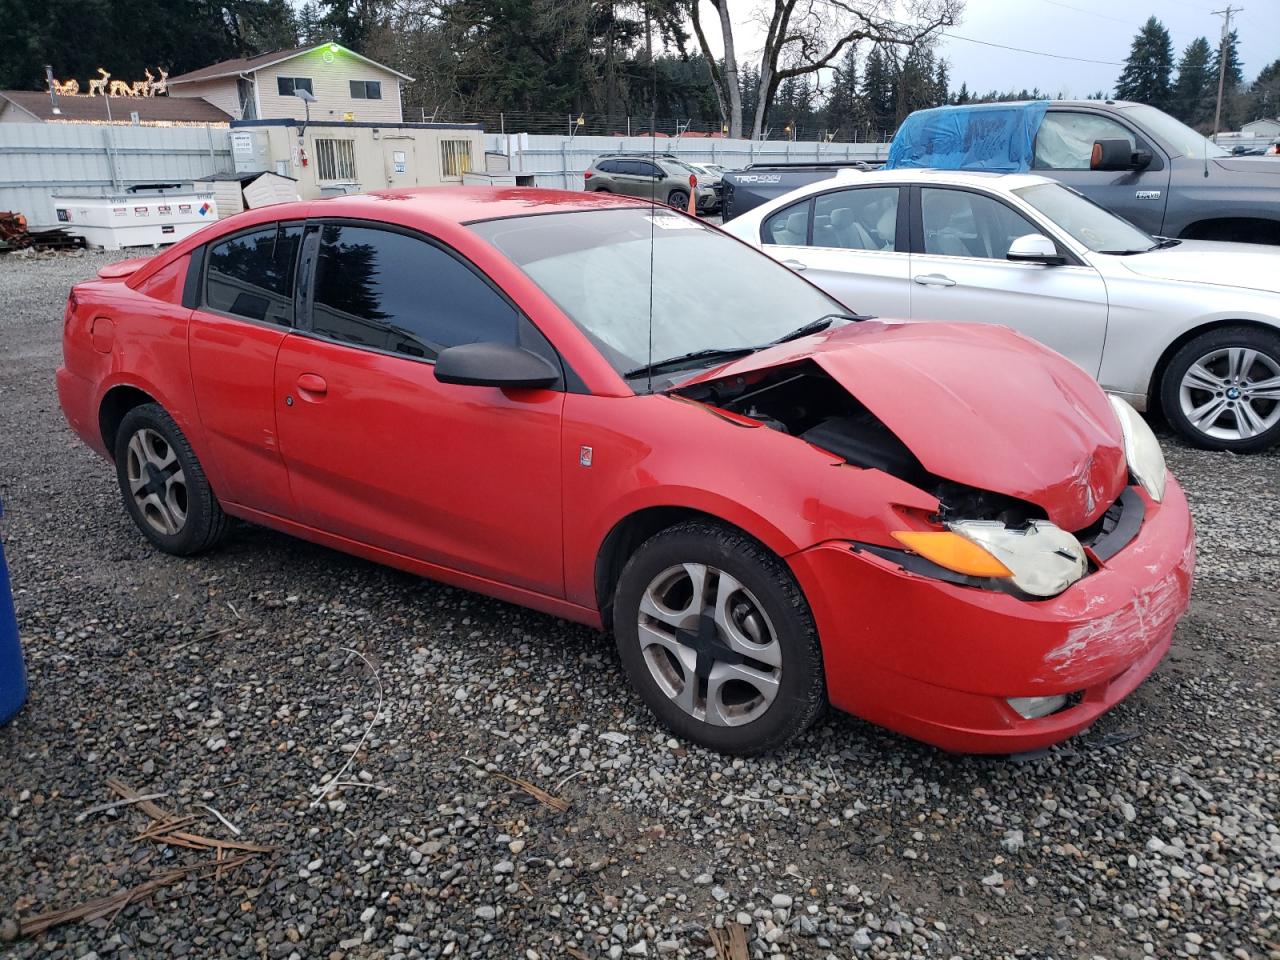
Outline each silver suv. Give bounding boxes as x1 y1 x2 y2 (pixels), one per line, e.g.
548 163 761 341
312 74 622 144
584 155 718 212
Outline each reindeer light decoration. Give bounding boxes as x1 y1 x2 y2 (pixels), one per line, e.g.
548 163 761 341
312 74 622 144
148 67 168 97
87 68 110 97
55 66 169 98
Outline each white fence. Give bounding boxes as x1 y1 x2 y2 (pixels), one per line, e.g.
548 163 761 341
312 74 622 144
0 122 892 226
483 133 891 189
0 123 234 226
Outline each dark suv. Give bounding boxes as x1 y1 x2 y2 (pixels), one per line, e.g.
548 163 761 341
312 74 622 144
584 154 718 212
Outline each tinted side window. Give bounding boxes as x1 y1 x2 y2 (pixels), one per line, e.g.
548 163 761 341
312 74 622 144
920 189 1039 260
310 224 520 360
813 188 899 251
596 159 619 174
205 223 303 325
762 201 810 246
1035 113 1137 170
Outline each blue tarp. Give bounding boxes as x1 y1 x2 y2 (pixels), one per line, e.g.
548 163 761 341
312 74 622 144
884 101 1050 173
0 498 26 726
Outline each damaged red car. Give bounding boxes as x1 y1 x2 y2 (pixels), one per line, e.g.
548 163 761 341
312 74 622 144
57 189 1195 755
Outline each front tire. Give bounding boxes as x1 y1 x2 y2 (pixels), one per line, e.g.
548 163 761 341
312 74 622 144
114 403 229 555
613 521 825 755
1160 326 1280 452
666 189 690 210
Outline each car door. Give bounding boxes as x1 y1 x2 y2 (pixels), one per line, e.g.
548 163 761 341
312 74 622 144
908 185 1109 376
188 221 303 517
273 221 566 596
1033 109 1171 235
759 186 912 318
613 159 658 201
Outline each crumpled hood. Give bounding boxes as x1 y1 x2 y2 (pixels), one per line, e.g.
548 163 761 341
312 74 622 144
681 320 1127 531
1117 240 1280 294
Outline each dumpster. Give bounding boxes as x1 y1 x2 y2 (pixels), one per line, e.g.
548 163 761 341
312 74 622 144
0 497 26 725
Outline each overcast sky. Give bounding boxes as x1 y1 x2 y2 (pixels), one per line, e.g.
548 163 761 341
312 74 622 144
935 1 1280 97
708 0 1279 99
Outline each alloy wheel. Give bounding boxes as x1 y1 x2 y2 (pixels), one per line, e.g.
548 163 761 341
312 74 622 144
125 427 188 536
636 562 782 727
1178 346 1280 442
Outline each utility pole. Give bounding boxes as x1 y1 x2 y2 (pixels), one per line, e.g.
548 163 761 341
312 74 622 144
1211 5 1241 139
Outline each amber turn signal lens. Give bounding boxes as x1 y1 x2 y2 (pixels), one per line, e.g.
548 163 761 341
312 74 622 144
891 531 1014 579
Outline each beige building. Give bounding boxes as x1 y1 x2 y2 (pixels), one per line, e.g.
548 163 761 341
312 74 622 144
167 42 411 124
230 119 485 198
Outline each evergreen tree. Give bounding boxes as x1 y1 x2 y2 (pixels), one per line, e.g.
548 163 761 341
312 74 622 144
861 46 895 139
934 60 949 106
297 2 325 44
1248 59 1280 123
952 80 970 105
1171 37 1213 126
823 45 864 138
1209 29 1245 129
1114 16 1174 110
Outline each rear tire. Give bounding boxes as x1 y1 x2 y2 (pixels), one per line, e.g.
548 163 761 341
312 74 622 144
1160 325 1280 452
114 403 230 555
613 521 826 755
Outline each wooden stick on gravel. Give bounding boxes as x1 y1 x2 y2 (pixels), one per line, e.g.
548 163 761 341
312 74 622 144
17 855 252 937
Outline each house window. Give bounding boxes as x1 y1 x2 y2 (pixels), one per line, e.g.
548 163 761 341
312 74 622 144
349 80 382 100
315 138 357 181
440 140 473 179
277 77 314 97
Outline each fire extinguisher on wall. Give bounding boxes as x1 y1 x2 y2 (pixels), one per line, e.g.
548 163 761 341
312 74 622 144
298 146 309 168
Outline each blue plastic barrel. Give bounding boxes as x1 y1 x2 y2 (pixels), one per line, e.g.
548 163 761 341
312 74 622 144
0 498 26 725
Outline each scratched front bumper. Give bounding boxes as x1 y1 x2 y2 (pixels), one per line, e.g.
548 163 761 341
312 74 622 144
789 478 1195 753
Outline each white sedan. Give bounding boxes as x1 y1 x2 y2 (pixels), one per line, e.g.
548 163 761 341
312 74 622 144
721 168 1280 452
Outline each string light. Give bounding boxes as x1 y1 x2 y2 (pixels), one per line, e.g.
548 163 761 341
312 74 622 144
53 67 169 98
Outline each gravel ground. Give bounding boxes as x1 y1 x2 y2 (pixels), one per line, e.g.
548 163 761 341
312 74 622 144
0 249 1277 960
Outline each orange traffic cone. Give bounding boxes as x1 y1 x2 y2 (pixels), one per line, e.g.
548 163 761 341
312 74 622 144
686 174 698 217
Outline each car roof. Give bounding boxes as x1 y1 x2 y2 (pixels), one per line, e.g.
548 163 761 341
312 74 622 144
308 186 648 224
825 167 1055 191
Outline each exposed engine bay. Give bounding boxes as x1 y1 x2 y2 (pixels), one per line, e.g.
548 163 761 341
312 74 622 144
676 360 1048 527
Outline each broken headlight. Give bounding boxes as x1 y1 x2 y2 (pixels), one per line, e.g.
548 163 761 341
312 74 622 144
895 520 1088 598
1108 395 1166 503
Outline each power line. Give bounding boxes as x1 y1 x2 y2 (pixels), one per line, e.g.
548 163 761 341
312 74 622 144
1033 0 1141 27
939 31 1124 66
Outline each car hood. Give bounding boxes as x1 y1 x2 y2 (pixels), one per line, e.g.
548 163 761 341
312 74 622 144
679 320 1127 531
1114 240 1280 294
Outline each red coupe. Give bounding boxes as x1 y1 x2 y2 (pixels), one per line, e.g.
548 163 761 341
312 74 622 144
57 188 1195 755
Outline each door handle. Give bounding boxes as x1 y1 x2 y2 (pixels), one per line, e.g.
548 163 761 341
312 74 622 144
913 273 956 287
782 259 808 272
296 373 328 396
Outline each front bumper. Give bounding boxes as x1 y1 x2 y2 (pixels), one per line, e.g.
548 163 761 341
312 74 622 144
790 479 1195 753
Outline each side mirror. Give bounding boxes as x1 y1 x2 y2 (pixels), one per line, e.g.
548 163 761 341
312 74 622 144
1007 234 1066 266
1091 138 1143 171
434 341 559 389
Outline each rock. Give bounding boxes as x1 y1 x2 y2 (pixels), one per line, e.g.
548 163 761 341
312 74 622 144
1001 829 1025 854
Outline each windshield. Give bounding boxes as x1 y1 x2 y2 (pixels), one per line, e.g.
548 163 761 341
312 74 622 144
471 207 849 385
1121 104 1229 159
1014 182 1156 254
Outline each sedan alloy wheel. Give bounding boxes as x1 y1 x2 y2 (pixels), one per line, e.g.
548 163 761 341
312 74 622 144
1178 346 1280 442
125 427 188 536
614 521 826 755
637 562 782 727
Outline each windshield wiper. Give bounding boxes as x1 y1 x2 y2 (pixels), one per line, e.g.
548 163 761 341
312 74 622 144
623 346 758 381
767 313 862 346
